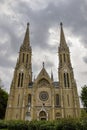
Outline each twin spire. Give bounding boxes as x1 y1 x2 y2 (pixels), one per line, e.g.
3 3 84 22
21 22 67 51
19 22 67 81
20 23 30 51
60 22 67 47
23 22 30 46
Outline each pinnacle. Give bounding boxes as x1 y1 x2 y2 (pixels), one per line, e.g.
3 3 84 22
20 23 30 51
60 22 63 26
27 22 30 26
43 62 45 68
60 22 67 47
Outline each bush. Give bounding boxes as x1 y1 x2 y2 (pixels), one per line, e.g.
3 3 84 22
0 120 8 129
0 118 87 130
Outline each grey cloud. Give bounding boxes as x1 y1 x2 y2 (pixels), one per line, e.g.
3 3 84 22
0 55 16 68
83 57 87 64
14 0 87 50
46 61 54 69
81 71 87 75
0 0 87 91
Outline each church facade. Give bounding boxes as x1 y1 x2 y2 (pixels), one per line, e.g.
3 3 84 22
5 23 80 121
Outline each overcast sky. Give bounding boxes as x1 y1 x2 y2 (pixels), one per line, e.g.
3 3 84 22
0 0 87 96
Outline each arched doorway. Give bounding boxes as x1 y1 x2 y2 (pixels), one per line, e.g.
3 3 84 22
39 111 47 120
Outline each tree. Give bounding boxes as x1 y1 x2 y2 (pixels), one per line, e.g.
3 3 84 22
81 85 87 112
0 79 8 119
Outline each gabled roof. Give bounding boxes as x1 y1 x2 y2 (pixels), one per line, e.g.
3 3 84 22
35 64 52 84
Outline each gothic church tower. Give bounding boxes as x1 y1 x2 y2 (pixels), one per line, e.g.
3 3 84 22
5 23 32 120
58 23 80 117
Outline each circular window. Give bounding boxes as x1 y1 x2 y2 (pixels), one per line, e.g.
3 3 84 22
39 91 49 101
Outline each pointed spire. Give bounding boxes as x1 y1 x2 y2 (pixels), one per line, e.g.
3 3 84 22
60 22 67 47
43 62 45 68
20 23 31 51
51 69 54 81
23 22 30 46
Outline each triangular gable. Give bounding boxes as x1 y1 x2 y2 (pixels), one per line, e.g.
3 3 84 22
35 67 52 84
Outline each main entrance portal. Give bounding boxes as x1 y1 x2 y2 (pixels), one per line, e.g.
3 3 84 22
39 111 47 120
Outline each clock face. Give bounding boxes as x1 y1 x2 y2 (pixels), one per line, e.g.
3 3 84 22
64 68 67 72
20 68 24 72
39 91 49 101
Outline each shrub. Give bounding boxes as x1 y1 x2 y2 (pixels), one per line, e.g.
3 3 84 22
0 120 8 129
0 118 87 130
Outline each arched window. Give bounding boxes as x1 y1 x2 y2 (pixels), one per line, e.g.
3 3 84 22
60 54 62 65
18 73 21 87
21 73 24 87
63 54 66 62
22 53 25 63
67 94 70 106
67 73 70 88
26 54 28 63
39 111 47 120
64 73 67 87
17 94 20 106
55 94 60 106
64 73 70 88
28 94 31 104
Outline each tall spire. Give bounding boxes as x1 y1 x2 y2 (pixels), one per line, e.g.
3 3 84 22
51 69 54 81
60 22 67 47
43 62 45 68
20 23 30 51
23 22 30 46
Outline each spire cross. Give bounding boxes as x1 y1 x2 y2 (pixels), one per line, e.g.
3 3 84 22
60 22 63 27
27 22 30 27
43 62 45 68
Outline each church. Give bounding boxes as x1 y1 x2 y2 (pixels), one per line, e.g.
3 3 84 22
5 23 80 121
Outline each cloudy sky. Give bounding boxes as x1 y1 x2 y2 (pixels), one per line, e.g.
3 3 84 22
0 0 87 97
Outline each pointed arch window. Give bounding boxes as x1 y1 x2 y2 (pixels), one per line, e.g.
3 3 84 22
55 94 60 106
28 94 31 104
17 94 20 106
67 94 70 106
63 54 66 62
21 73 24 87
22 53 25 63
18 73 21 87
60 54 62 65
64 73 70 88
64 73 67 87
26 54 28 63
67 73 70 88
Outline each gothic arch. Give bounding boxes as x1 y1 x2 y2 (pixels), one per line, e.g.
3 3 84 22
39 110 47 120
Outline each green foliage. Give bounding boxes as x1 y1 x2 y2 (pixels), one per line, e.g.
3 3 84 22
0 118 87 130
0 79 8 119
0 120 8 129
81 85 87 111
81 108 87 118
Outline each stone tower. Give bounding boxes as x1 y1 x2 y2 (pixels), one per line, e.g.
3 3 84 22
5 23 80 120
58 23 80 117
5 23 32 120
